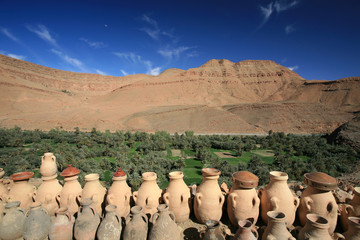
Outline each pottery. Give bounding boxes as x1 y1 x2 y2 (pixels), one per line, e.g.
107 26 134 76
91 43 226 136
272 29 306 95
23 202 51 240
149 204 181 240
40 152 58 177
298 172 338 233
133 172 162 217
58 165 82 215
200 220 226 240
81 173 106 216
228 171 260 226
343 217 360 240
106 167 132 218
262 211 295 240
163 171 191 223
49 207 75 240
341 187 360 231
194 168 225 223
0 201 26 240
123 206 148 240
234 219 258 240
0 168 8 199
97 205 122 240
259 171 299 227
7 171 36 210
74 198 100 240
35 174 62 216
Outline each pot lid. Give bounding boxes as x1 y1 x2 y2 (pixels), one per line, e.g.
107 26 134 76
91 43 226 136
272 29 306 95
113 167 126 177
304 172 337 191
10 171 34 181
60 164 81 177
232 171 259 188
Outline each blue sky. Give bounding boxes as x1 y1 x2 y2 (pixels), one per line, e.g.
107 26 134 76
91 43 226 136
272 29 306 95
0 0 359 80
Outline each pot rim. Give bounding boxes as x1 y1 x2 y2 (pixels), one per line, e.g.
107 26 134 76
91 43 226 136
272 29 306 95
267 211 286 222
142 172 157 180
306 213 329 229
105 204 117 212
157 204 169 212
41 174 58 181
80 198 93 206
169 171 184 179
238 219 253 229
84 173 99 181
202 168 221 176
10 171 34 181
348 216 360 228
130 206 143 214
205 219 220 229
232 171 258 188
5 201 21 209
303 172 337 191
56 207 68 215
269 171 288 181
44 152 54 157
354 187 360 197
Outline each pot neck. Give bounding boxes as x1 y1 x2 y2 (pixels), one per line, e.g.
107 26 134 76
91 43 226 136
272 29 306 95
202 175 219 181
64 175 79 183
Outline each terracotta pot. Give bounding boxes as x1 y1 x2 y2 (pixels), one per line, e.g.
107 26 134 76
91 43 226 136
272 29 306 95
298 172 338 233
163 171 191 223
133 172 162 217
0 168 8 199
49 207 74 240
74 198 100 240
23 202 51 240
341 187 360 231
228 171 260 226
149 204 181 240
234 219 258 240
194 168 225 223
97 204 122 240
7 171 36 210
40 152 58 177
35 174 62 216
81 173 107 216
259 171 299 227
343 217 360 240
58 165 82 216
0 201 26 240
106 168 131 218
123 206 148 240
262 211 295 240
200 220 226 240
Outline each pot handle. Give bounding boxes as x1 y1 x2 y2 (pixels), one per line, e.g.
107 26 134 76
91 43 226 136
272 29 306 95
65 211 72 221
270 197 279 211
18 207 26 215
125 192 131 202
152 212 160 224
219 194 225 206
253 196 260 208
196 192 203 206
229 193 237 208
133 191 138 204
125 214 132 225
51 155 56 162
141 212 148 224
169 211 176 222
41 206 49 215
251 228 259 239
303 196 313 212
163 192 170 205
41 155 44 163
293 196 300 208
334 232 345 240
107 193 114 205
56 194 61 205
115 213 121 224
344 204 355 216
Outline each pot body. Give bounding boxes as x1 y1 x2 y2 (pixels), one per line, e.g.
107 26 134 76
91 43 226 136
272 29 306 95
133 172 162 216
81 173 107 216
0 201 26 240
234 220 258 240
261 211 295 240
74 199 100 240
298 213 333 240
58 175 82 216
194 168 225 223
106 175 131 218
163 171 191 223
7 180 36 210
23 204 51 240
36 174 62 216
149 204 181 240
97 205 122 240
40 152 57 177
259 171 299 227
341 187 360 231
123 206 148 240
49 208 74 240
343 217 360 240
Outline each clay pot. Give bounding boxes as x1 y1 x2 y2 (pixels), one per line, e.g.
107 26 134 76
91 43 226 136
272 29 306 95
228 171 260 226
262 211 295 240
200 220 226 240
7 171 36 210
106 168 131 218
0 168 8 199
194 168 225 223
81 173 107 216
58 165 82 216
234 219 258 240
298 213 345 240
163 171 191 223
343 217 360 240
23 202 51 240
298 172 338 233
49 207 74 240
0 201 26 240
40 152 58 177
35 174 62 216
97 205 122 240
341 187 360 231
133 172 162 217
74 198 100 240
123 206 148 240
149 204 181 240
259 171 299 227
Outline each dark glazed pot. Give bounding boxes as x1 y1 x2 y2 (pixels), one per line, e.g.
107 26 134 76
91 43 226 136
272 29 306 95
123 206 148 240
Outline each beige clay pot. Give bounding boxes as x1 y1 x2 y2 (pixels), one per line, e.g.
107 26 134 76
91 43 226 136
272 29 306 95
36 174 62 216
194 168 225 223
262 211 295 240
106 168 132 218
163 171 191 223
298 172 338 234
81 173 107 216
58 175 82 216
40 152 58 177
341 187 360 231
133 172 162 217
0 168 8 199
259 171 299 227
227 171 260 226
7 172 36 210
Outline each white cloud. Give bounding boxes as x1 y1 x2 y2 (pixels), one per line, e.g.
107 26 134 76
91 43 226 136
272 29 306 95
27 24 57 46
120 69 128 76
80 38 105 48
143 60 161 76
259 2 274 27
7 53 26 60
285 25 295 34
114 52 160 76
0 28 20 42
158 46 192 59
187 51 199 58
274 0 299 12
96 69 107 75
288 65 299 71
142 14 158 28
113 52 142 63
51 49 86 71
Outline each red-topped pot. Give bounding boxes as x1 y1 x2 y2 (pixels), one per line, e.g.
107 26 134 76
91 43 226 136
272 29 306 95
60 164 81 177
8 172 36 210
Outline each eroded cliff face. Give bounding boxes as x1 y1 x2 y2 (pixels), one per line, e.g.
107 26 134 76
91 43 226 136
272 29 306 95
0 54 358 133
